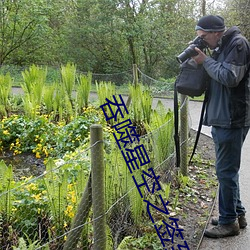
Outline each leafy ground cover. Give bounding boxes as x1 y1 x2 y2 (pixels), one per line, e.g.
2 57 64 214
1 129 217 250
0 64 217 248
116 130 217 250
170 131 217 250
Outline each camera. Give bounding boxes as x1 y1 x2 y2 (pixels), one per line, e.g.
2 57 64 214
176 36 208 63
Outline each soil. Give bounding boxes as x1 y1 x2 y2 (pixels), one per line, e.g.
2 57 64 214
0 152 45 180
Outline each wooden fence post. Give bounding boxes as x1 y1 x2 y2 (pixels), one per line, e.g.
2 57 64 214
126 64 138 108
91 124 106 250
180 94 189 176
133 64 138 85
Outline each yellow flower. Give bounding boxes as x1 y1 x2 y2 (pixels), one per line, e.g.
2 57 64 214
36 152 41 159
3 130 9 135
26 183 37 191
42 147 49 157
32 193 42 201
71 195 76 204
65 205 74 218
10 143 14 150
14 149 22 155
21 176 32 181
12 207 17 212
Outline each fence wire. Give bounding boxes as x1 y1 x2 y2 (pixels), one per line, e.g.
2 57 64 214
0 68 192 250
138 67 175 95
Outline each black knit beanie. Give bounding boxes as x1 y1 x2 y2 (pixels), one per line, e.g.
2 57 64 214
195 15 225 32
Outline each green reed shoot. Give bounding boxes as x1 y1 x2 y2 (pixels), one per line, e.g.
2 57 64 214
0 73 12 116
60 63 76 102
76 72 92 112
145 100 174 165
0 160 14 222
43 159 68 231
21 65 47 118
129 84 152 124
43 84 55 114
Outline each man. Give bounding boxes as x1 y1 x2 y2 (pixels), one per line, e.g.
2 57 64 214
192 15 250 238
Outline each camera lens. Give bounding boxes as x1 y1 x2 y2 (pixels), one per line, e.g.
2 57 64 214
176 45 198 63
176 36 208 63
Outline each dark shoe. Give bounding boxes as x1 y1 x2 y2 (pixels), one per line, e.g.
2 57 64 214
204 222 240 238
238 214 247 228
211 214 247 229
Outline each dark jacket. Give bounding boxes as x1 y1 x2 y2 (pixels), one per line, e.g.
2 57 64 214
203 26 250 128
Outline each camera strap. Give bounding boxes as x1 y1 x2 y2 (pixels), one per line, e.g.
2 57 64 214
174 82 181 168
189 91 208 164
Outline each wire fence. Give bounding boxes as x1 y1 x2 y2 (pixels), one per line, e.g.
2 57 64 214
0 64 174 96
0 66 192 249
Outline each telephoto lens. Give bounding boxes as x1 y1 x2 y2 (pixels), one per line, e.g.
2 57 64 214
176 36 208 63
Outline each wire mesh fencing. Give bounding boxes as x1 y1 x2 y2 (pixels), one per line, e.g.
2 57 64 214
0 122 178 249
0 66 191 249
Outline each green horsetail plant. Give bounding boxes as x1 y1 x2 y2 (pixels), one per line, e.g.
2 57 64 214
105 144 124 210
0 161 14 223
0 73 12 117
145 100 174 165
43 84 56 114
129 83 152 135
76 72 92 113
64 93 74 122
129 84 152 124
129 84 142 123
43 159 69 237
52 82 73 122
141 89 152 124
60 63 76 103
127 167 145 225
105 136 145 230
21 65 47 118
53 83 65 122
96 81 116 106
96 81 116 125
22 95 35 119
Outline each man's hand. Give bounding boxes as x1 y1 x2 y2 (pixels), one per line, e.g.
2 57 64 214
192 47 207 64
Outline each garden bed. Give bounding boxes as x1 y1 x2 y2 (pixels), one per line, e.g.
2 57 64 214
0 130 217 250
115 130 217 250
0 65 217 249
0 152 45 180
170 130 217 250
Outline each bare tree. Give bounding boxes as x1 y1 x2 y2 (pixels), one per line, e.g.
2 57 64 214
0 0 48 65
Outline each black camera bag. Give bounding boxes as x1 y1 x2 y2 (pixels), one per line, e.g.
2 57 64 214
174 58 210 168
175 58 209 97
